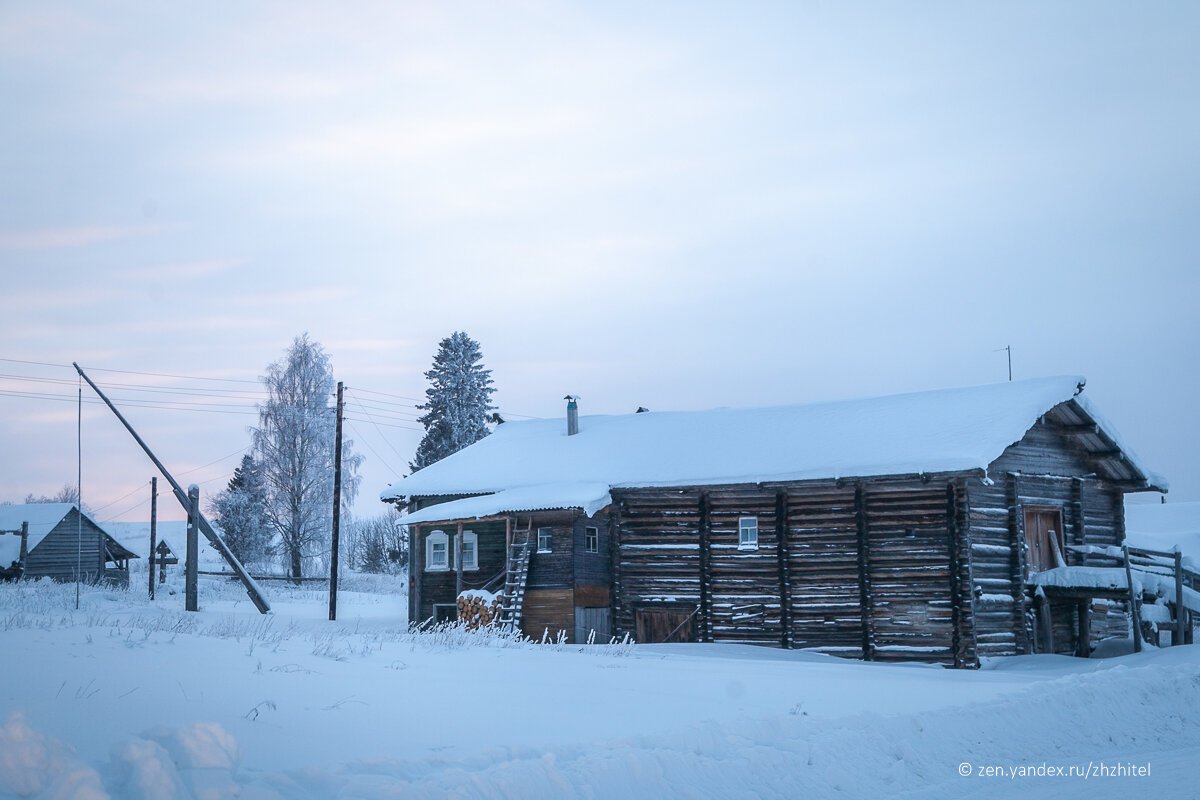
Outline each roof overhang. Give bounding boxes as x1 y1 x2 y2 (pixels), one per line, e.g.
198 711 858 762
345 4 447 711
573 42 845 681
1045 398 1168 492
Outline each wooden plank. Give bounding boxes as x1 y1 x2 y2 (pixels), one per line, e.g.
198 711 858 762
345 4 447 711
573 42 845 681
1076 599 1091 657
698 491 713 643
1008 473 1031 653
1122 543 1143 653
854 483 875 661
1175 550 1186 647
946 482 965 667
776 490 792 648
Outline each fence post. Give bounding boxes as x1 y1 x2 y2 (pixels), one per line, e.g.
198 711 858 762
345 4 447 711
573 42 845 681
186 484 199 612
149 477 157 600
1122 544 1142 653
1175 550 1186 647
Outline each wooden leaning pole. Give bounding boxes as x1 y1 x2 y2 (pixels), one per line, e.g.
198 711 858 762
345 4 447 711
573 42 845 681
73 363 270 614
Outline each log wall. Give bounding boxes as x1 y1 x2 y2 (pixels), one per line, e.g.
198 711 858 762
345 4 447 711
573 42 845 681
411 520 506 624
613 489 703 640
787 487 863 657
25 509 107 583
613 479 977 665
966 418 1134 658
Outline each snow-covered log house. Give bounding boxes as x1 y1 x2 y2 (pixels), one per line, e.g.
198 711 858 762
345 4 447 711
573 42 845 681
381 376 1167 667
0 503 138 586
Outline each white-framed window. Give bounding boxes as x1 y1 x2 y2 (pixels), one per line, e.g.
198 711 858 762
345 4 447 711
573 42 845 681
426 530 449 571
738 517 758 551
455 530 479 571
537 527 553 553
585 527 598 554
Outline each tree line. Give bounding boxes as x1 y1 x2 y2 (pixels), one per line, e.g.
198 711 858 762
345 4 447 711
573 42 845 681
211 330 494 578
7 331 495 580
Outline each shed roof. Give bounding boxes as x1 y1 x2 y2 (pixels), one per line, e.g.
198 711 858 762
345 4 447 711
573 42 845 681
0 504 140 566
0 503 77 565
385 376 1166 525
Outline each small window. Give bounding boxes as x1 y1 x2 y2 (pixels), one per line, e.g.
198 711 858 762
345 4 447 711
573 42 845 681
456 530 479 571
585 527 598 554
426 530 449 571
738 517 758 551
537 527 553 553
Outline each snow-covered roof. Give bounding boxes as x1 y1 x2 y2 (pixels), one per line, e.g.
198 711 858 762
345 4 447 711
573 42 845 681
0 504 144 567
1032 566 1200 613
382 376 1164 524
404 484 613 525
0 503 77 565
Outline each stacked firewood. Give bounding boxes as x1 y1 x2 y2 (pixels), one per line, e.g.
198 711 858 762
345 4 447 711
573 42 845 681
457 591 504 629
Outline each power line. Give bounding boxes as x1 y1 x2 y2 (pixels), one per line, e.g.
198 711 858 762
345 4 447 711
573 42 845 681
177 446 252 478
0 371 269 399
343 415 421 431
350 386 425 403
344 418 402 478
100 494 152 523
0 357 261 385
346 390 414 467
90 480 150 514
0 388 261 416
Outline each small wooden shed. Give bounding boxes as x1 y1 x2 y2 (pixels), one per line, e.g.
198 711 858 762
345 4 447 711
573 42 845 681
382 376 1165 666
0 503 138 586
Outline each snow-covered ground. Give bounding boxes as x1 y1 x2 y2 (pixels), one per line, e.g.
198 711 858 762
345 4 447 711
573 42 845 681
2 577 1198 799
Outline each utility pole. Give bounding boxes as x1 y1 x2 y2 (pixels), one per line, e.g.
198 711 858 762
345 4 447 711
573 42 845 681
149 477 157 600
993 345 1012 381
186 484 199 612
329 381 344 621
76 376 82 610
74 363 269 613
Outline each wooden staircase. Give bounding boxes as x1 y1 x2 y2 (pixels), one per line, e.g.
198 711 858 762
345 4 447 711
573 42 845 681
498 532 533 634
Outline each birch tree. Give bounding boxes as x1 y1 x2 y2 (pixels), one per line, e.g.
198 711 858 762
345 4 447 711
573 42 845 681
252 333 362 578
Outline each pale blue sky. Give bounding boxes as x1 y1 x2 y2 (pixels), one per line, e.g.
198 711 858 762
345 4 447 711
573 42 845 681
2 2 1197 522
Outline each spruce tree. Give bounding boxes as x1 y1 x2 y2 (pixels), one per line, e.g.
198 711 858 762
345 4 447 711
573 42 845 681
410 331 496 472
208 455 273 568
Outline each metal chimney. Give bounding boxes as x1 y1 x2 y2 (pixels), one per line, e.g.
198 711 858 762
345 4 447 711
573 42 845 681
565 395 579 436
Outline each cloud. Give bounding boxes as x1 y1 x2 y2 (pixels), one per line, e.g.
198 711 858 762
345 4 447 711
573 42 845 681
106 316 278 335
323 338 421 354
226 286 358 307
210 107 592 171
0 225 164 251
134 72 341 105
112 258 247 281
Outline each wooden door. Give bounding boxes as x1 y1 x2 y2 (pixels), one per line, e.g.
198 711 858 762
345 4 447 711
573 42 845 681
575 607 611 643
635 607 696 643
1024 507 1064 573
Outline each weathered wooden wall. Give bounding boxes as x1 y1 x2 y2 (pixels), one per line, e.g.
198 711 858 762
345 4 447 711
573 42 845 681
526 511 576 592
410 520 506 624
966 418 1132 658
572 513 611 588
612 489 703 642
523 589 574 640
787 487 863 656
24 509 106 582
613 479 976 665
707 488 784 644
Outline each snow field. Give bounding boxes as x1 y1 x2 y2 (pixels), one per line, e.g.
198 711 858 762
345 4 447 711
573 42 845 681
1 577 1198 799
